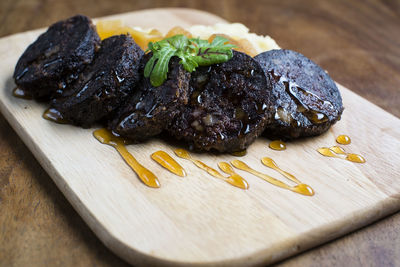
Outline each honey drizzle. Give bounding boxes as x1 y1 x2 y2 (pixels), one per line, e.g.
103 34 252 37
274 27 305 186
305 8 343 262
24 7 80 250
13 87 32 99
269 140 287 151
317 146 366 163
94 128 160 188
345 153 366 163
292 184 315 196
336 135 351 145
174 149 225 179
261 157 301 184
218 162 249 189
174 149 248 189
43 108 69 124
329 146 346 155
317 147 341 158
231 160 314 196
151 150 186 177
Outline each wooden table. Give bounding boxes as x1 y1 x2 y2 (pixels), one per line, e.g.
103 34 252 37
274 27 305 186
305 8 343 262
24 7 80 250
1 0 399 266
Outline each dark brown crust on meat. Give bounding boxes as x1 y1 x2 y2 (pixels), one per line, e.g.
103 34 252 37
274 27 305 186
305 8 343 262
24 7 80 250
50 35 144 128
168 51 274 152
108 55 191 142
13 15 100 100
254 49 344 139
14 15 343 151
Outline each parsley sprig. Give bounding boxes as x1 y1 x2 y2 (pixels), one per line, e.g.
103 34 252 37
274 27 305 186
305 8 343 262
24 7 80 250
144 34 235 87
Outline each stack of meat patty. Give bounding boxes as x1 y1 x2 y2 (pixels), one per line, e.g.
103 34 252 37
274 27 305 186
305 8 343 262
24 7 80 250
13 15 343 153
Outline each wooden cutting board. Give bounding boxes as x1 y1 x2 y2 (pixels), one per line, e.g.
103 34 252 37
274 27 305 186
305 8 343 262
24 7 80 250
1 8 400 266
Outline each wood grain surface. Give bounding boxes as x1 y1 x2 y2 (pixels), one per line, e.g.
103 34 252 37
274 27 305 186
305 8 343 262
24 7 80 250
0 1 399 266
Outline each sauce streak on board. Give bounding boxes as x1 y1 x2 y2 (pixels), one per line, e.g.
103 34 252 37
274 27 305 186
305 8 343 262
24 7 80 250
231 160 314 196
292 183 315 196
261 157 301 184
174 149 226 178
317 146 366 164
218 162 249 189
317 147 341 158
329 146 346 155
42 108 69 124
174 149 249 189
336 135 351 145
345 153 366 163
13 87 32 99
151 150 186 177
269 140 287 151
94 128 160 188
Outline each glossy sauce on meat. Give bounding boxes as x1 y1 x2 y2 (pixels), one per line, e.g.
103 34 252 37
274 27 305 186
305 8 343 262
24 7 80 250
255 49 343 139
168 51 274 153
13 15 100 100
49 34 144 128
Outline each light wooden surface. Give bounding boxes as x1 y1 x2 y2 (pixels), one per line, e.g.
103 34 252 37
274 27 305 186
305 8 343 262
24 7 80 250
1 8 400 266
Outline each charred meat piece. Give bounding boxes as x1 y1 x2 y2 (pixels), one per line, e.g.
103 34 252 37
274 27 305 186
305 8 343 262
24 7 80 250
168 51 273 153
50 35 144 128
13 15 100 100
255 49 344 139
108 55 191 142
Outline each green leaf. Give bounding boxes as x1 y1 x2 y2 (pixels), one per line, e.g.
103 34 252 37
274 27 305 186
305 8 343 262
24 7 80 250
179 55 198 72
149 47 176 87
190 36 235 67
191 48 233 66
143 52 157 77
144 34 236 87
170 34 189 50
210 36 231 47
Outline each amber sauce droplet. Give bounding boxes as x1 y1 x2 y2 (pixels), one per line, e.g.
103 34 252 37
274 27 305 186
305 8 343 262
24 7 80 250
13 87 32 99
231 160 314 196
261 157 314 196
174 149 247 189
151 150 186 177
230 150 247 157
193 160 225 179
261 157 301 184
269 140 287 151
231 160 288 188
174 149 224 179
174 149 191 160
94 128 160 188
317 147 341 158
292 184 315 196
329 146 346 155
43 108 69 124
336 135 351 145
218 162 249 190
318 145 366 164
346 153 366 163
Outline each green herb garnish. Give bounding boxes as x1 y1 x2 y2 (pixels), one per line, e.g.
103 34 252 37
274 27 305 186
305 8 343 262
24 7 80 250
144 34 235 87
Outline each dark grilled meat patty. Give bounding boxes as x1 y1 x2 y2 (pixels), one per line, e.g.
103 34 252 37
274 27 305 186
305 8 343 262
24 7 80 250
168 51 274 153
255 49 343 139
108 55 191 142
50 34 144 128
13 15 100 100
